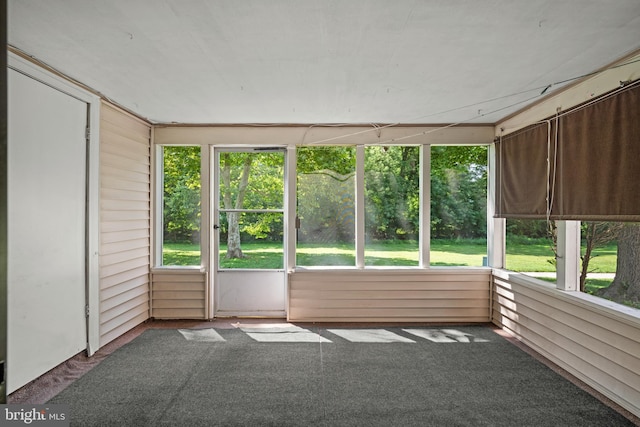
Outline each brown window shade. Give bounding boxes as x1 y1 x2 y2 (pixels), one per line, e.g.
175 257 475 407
496 80 640 222
495 121 554 218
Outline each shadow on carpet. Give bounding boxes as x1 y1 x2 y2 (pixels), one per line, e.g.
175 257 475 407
48 326 635 426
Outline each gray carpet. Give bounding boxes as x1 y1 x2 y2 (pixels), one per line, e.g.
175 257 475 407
48 326 635 426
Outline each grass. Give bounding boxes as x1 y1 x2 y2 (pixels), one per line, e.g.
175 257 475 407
163 239 618 271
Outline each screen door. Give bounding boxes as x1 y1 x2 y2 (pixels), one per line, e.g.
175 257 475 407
213 148 287 316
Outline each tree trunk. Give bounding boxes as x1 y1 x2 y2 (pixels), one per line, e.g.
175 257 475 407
225 212 244 258
598 223 640 304
220 154 252 259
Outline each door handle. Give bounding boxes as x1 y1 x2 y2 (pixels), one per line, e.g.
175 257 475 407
213 224 220 230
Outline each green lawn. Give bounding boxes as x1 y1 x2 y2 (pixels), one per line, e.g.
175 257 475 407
163 239 617 272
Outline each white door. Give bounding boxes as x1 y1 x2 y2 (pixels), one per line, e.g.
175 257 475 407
213 148 287 317
7 69 88 392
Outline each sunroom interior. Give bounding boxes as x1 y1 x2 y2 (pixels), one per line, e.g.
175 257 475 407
4 0 640 420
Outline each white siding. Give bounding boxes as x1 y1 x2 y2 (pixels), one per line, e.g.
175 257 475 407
288 269 491 322
151 270 208 319
99 103 151 346
492 270 640 418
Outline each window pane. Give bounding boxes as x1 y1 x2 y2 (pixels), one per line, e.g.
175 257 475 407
505 219 555 281
162 146 201 266
581 221 639 309
297 147 355 266
365 146 419 266
430 146 487 266
219 152 283 210
218 211 284 269
218 152 284 269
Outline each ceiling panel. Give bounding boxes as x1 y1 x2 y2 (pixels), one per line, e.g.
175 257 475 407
8 0 640 124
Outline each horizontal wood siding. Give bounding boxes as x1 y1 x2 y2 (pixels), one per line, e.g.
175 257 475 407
99 103 151 346
288 269 491 322
151 270 208 319
492 270 640 418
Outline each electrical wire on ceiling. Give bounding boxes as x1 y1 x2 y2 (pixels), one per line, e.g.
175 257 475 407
301 56 640 146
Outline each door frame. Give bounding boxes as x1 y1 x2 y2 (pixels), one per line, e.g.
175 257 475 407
210 146 291 317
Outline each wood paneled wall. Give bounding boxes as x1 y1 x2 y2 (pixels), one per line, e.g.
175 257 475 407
150 270 208 319
99 103 151 346
288 269 491 322
492 270 640 418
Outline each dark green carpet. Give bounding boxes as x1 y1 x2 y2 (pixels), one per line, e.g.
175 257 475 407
48 326 635 426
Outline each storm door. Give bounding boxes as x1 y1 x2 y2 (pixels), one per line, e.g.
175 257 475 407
213 148 287 316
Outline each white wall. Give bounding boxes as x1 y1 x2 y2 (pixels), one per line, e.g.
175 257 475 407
7 69 88 392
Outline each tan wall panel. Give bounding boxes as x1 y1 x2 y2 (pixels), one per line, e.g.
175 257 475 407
100 219 150 233
100 304 149 338
100 238 150 256
100 147 150 173
491 272 640 418
99 257 149 279
288 269 491 322
150 270 207 319
100 188 148 204
101 294 149 324
100 165 149 184
101 229 150 245
151 308 206 319
154 124 494 147
101 116 150 141
101 287 149 313
99 312 149 346
99 102 151 347
100 275 149 300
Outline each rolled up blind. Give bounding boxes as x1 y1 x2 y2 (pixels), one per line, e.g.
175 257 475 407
496 80 640 221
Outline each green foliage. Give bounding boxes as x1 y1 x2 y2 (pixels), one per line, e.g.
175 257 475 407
164 144 492 245
430 146 488 239
365 146 419 240
163 146 201 243
297 146 356 244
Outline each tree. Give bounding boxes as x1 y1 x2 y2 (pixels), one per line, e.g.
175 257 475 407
219 151 285 259
163 146 201 243
364 146 419 240
430 146 488 239
297 147 356 244
220 153 252 259
580 222 622 292
598 223 640 305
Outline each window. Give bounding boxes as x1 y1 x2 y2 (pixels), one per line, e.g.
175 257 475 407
217 151 284 269
581 221 639 309
161 146 201 266
430 146 488 267
504 219 555 281
296 146 356 266
364 146 419 266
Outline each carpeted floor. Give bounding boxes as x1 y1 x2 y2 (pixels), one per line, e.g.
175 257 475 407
45 324 637 426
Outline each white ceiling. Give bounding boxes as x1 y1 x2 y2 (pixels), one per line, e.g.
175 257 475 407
8 0 640 124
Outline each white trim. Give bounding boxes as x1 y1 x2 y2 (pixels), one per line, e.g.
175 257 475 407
200 145 211 317
152 144 163 267
419 145 430 267
355 145 365 268
487 144 505 268
286 146 297 273
556 221 580 291
211 147 220 316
